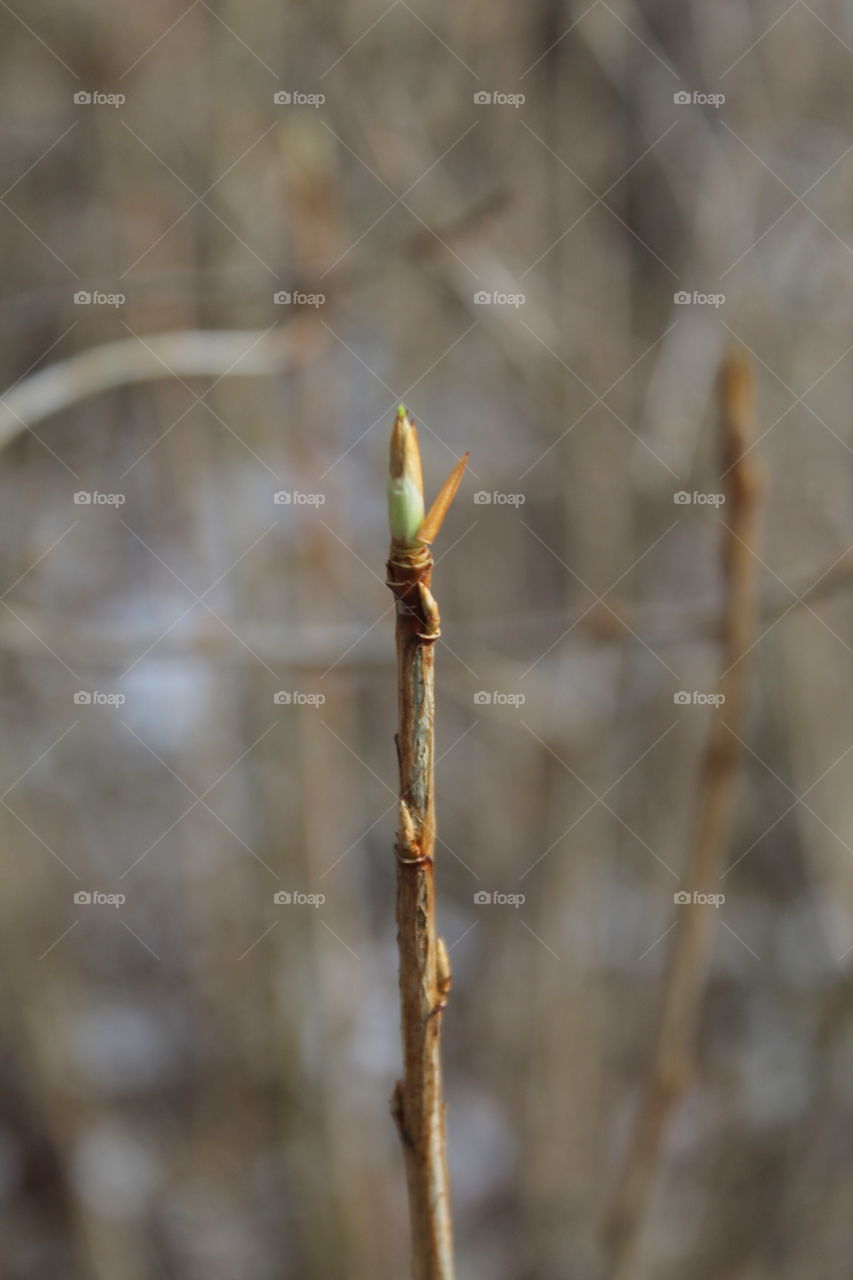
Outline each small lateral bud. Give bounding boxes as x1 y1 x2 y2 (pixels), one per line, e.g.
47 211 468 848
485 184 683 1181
418 582 441 637
388 406 425 545
436 936 452 997
397 798 419 857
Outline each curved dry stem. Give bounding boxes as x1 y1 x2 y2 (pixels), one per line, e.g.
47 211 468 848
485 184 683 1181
0 323 327 444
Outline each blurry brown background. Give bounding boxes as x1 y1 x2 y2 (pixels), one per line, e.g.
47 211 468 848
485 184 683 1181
0 2 852 1278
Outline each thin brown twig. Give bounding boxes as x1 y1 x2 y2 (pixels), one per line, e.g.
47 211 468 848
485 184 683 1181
385 409 466 1280
606 348 764 1279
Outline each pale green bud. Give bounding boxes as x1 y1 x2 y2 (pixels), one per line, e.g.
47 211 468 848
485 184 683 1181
387 405 425 545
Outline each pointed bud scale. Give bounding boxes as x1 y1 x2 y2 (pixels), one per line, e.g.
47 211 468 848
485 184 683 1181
419 452 470 544
388 406 425 545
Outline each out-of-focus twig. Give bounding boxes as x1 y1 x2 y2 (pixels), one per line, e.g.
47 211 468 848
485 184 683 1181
0 322 328 444
0 185 515 449
606 349 764 1279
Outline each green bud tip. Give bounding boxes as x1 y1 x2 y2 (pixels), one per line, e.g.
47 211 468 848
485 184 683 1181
387 408 425 545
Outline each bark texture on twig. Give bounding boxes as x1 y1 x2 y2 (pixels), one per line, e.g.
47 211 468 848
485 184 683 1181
387 538 454 1280
607 349 764 1279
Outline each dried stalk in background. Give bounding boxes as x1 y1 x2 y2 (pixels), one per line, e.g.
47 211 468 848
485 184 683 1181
386 407 467 1280
607 349 764 1279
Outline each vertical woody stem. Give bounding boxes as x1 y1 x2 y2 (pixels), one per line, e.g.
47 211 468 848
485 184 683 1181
387 540 455 1280
607 350 763 1279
